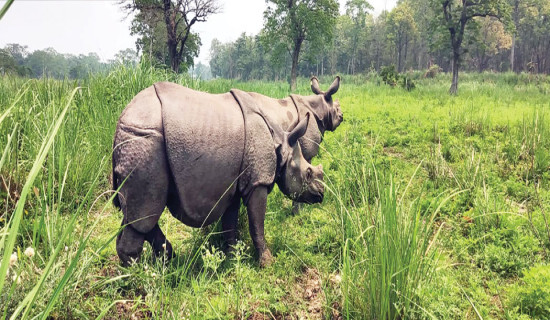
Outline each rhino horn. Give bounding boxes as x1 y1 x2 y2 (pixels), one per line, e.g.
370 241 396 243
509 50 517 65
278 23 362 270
325 76 341 97
310 76 323 95
288 113 310 147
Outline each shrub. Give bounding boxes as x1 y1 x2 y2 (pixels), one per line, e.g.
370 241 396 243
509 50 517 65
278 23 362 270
424 64 442 78
509 265 550 318
379 65 416 90
380 65 399 86
400 74 416 91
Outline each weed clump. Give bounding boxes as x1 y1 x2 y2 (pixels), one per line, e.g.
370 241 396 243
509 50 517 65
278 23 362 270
509 265 550 318
379 65 416 91
424 64 442 78
380 65 399 86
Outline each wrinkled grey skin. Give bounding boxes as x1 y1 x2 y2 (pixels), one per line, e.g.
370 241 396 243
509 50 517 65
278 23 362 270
248 76 343 213
112 82 324 267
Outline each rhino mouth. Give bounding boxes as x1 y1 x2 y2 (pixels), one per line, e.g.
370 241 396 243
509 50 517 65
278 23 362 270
310 193 324 203
298 191 324 204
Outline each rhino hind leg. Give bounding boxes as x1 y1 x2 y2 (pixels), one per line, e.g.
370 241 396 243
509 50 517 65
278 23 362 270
113 125 170 265
144 224 174 259
117 222 146 266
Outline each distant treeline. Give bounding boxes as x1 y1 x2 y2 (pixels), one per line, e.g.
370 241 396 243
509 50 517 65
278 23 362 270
209 0 550 81
0 44 138 79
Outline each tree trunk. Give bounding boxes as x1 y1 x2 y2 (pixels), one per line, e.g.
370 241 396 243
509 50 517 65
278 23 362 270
290 38 303 92
510 34 516 72
397 38 402 72
163 0 180 73
450 50 459 95
511 0 519 72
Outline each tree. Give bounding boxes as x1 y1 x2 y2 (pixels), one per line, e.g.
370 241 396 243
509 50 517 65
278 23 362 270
0 49 19 75
345 0 373 74
113 48 140 65
263 0 338 91
3 43 28 65
123 0 220 73
469 17 512 71
431 0 511 94
387 2 418 72
515 0 550 73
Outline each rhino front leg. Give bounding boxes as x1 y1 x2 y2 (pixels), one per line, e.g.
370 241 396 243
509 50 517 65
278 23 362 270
246 186 273 267
144 224 173 260
222 197 241 253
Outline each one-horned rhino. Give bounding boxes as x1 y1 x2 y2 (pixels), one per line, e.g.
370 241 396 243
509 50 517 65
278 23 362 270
247 76 343 213
112 82 324 267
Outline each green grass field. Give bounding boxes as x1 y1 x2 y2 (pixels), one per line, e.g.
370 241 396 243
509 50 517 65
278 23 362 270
1 64 550 319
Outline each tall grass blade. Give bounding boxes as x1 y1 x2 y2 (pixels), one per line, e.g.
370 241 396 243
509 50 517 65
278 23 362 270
0 125 17 173
0 0 14 21
0 87 79 296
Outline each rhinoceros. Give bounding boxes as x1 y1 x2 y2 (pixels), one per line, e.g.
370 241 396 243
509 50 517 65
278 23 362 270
112 82 324 267
246 76 343 213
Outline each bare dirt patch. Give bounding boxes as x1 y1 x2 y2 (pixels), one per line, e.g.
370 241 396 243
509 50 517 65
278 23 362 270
103 300 152 320
383 147 404 159
247 267 342 320
295 268 325 319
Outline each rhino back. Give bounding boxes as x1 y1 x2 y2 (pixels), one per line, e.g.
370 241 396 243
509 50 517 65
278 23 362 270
118 86 163 131
154 82 245 227
247 92 298 131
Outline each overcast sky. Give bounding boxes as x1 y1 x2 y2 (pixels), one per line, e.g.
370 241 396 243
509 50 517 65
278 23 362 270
0 0 397 64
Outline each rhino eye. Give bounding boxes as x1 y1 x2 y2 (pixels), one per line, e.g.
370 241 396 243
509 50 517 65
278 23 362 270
306 168 313 182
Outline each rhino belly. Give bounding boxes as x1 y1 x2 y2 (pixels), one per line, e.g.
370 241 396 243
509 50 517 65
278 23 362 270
157 83 245 227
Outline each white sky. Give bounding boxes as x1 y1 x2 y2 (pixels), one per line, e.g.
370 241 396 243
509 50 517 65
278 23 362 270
0 0 397 64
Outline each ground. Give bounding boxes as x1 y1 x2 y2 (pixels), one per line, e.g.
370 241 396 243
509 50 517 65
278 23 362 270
1 69 550 319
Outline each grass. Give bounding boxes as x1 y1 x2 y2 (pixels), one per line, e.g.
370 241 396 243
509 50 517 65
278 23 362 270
1 64 550 319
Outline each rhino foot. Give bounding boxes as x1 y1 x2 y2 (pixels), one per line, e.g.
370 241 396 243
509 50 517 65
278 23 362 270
145 224 174 260
153 240 174 261
259 249 274 268
117 224 145 267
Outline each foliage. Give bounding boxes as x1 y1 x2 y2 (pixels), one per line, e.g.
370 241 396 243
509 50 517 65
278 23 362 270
429 0 512 93
379 65 416 90
424 64 442 78
262 0 338 90
399 73 416 91
509 265 550 318
380 64 399 86
0 44 138 79
386 1 418 72
124 0 220 73
1 67 550 318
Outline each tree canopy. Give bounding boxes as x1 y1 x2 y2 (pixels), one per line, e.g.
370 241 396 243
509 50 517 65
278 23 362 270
123 0 220 73
262 0 339 91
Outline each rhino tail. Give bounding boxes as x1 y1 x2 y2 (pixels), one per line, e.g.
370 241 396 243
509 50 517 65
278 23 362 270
112 145 121 210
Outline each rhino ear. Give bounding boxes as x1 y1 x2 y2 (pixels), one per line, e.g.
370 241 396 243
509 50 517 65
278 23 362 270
325 76 340 97
288 113 310 147
270 123 285 146
311 76 323 95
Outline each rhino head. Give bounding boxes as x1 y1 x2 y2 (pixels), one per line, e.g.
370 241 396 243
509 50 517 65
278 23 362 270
309 76 343 131
272 113 324 204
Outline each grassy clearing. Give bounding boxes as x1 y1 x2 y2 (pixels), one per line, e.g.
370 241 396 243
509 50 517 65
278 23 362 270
1 64 550 319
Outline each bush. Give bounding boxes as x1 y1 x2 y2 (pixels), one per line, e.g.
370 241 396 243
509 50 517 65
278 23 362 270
379 65 416 90
380 65 399 86
424 64 442 78
400 74 416 91
509 265 550 319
